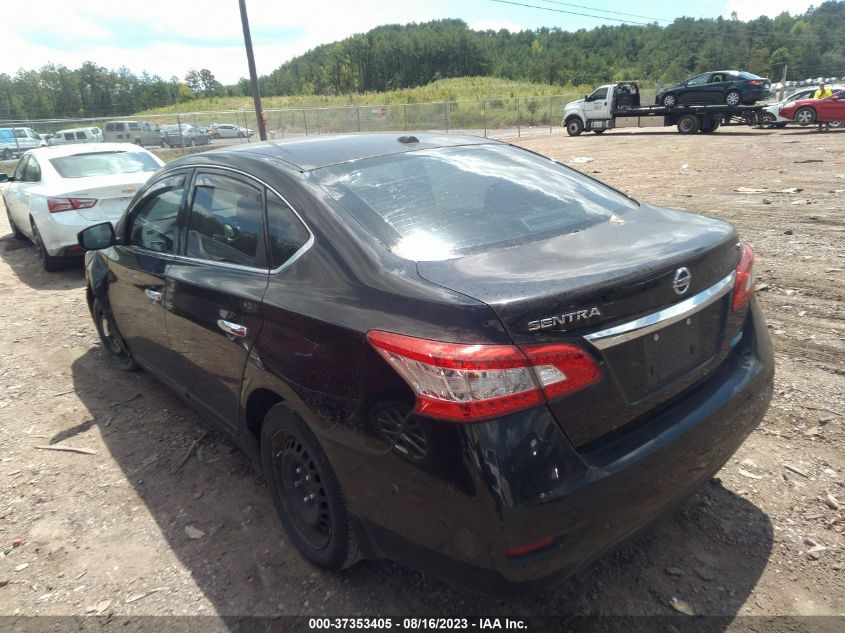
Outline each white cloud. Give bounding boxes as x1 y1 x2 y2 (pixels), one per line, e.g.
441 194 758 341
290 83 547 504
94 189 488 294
0 0 443 84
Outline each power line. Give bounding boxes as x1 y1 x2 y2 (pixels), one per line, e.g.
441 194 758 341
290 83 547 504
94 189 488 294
535 0 668 23
486 0 652 25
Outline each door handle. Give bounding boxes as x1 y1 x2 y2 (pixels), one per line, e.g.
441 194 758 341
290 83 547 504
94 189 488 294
217 319 248 338
144 288 162 302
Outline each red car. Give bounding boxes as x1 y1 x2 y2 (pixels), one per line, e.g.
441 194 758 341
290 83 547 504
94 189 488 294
779 90 845 125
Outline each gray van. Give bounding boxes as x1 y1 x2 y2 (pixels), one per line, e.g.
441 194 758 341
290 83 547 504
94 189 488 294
103 120 162 146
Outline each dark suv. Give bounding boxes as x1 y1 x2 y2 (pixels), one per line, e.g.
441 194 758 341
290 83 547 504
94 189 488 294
79 134 774 594
656 70 771 107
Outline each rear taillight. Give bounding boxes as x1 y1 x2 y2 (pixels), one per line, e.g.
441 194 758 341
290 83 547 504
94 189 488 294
731 242 756 310
748 80 764 86
48 197 97 213
366 330 601 422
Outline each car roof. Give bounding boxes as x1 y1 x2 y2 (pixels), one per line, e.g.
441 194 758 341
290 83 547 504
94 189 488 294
188 133 496 172
24 142 155 159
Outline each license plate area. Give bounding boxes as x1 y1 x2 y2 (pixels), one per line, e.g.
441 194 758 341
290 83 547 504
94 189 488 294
602 299 725 402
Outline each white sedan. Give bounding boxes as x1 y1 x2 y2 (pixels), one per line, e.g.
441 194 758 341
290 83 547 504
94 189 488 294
1 143 164 271
210 123 253 139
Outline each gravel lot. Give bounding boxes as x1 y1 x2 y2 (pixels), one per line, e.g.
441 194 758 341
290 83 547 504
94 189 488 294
1 126 843 628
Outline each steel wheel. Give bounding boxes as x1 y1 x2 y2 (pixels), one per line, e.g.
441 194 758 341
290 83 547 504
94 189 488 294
677 114 699 134
92 299 138 371
795 108 816 125
662 94 677 108
273 432 332 550
261 407 357 570
726 91 741 107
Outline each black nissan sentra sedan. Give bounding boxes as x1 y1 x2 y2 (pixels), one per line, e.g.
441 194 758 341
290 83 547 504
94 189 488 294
78 133 774 594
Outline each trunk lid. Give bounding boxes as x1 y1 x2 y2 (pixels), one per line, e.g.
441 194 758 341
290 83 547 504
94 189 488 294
45 175 148 221
417 203 741 448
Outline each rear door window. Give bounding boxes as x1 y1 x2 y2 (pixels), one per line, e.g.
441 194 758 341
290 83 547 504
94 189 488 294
128 122 140 131
314 144 637 261
75 131 87 140
185 173 264 267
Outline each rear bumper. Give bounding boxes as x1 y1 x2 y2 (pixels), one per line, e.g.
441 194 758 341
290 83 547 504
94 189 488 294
345 299 774 594
37 213 116 256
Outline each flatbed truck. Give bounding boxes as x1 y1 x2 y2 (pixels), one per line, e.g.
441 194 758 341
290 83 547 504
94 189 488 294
562 82 765 136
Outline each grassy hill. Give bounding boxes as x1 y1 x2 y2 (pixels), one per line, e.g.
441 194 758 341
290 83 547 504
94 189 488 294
136 77 590 115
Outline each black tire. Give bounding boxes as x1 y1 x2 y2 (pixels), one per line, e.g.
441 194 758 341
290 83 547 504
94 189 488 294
677 114 700 134
92 298 139 371
795 107 816 125
662 94 677 108
725 90 742 107
261 406 358 571
759 112 776 129
6 205 25 239
1 148 11 160
238 131 245 138
134 138 143 146
592 129 606 135
30 221 64 272
565 117 583 136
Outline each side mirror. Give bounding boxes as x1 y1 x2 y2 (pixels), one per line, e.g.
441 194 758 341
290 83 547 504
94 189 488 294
0 173 8 183
78 222 116 251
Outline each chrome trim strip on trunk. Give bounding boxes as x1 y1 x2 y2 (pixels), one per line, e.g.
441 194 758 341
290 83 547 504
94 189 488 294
584 271 736 350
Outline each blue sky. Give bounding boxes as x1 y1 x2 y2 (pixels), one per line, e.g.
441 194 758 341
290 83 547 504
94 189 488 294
0 0 817 84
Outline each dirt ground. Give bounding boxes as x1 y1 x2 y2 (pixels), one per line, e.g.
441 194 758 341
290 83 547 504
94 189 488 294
1 125 843 628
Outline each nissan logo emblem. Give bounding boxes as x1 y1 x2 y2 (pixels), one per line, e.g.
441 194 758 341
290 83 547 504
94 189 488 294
673 267 692 295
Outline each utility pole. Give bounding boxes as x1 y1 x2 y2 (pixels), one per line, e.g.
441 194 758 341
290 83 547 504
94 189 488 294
239 0 267 141
779 64 788 101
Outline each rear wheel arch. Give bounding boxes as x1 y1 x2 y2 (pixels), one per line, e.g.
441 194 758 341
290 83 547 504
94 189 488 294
245 387 286 443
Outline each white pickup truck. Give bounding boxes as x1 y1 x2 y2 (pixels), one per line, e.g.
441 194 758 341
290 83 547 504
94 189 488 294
563 82 764 136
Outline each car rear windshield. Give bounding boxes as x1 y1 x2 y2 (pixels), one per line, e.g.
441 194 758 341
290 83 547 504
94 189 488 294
49 151 160 178
313 144 637 260
738 72 763 80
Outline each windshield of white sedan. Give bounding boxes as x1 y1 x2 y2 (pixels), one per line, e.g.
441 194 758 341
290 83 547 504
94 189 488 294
50 151 160 178
315 144 637 260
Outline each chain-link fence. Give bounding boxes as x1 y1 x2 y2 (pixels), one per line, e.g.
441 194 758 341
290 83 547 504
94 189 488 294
1 86 664 161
